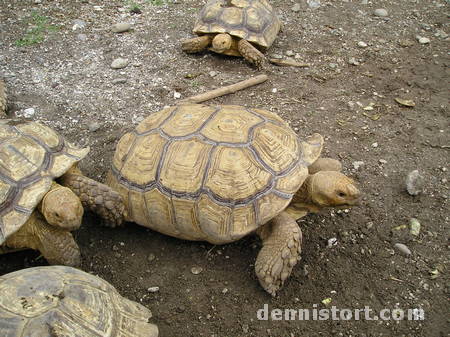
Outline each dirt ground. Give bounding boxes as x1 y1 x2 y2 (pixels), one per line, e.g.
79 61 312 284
0 0 449 336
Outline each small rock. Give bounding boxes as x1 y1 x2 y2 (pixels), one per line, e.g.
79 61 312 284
405 170 424 195
291 3 301 12
306 0 320 9
417 37 431 44
147 286 160 293
352 161 364 170
209 71 217 77
379 159 387 164
23 108 36 118
374 8 388 17
176 305 185 313
77 34 87 41
271 88 277 93
271 54 283 59
111 23 131 33
72 19 86 30
173 92 181 99
285 50 295 56
242 324 249 333
88 122 100 132
348 57 360 66
398 39 414 47
409 218 421 236
357 41 368 48
434 29 448 39
327 237 338 248
112 78 127 84
191 266 203 275
222 288 228 294
371 142 378 148
394 243 411 256
147 253 156 262
111 58 129 69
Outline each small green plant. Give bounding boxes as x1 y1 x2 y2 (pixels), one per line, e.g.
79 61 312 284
146 0 171 5
15 11 59 47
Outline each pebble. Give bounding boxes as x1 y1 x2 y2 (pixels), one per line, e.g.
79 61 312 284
417 37 431 44
111 23 131 33
173 91 181 99
88 122 100 132
222 288 229 294
209 71 217 77
271 88 277 93
357 41 368 48
111 58 129 69
405 170 424 195
271 54 283 59
72 19 86 30
23 108 36 118
379 159 387 164
147 286 160 293
394 243 412 256
374 8 388 17
434 30 448 39
191 266 203 275
348 57 360 66
371 142 378 148
147 253 156 262
409 218 421 236
285 50 295 57
306 0 320 9
112 78 127 84
327 237 338 248
292 3 301 12
352 161 364 170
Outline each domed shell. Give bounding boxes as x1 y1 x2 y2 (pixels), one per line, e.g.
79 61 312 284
108 104 323 244
193 0 281 49
0 120 89 245
0 266 159 337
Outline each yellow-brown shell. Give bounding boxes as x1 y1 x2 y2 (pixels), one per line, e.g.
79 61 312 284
108 104 323 244
0 121 89 245
0 266 158 337
193 0 281 49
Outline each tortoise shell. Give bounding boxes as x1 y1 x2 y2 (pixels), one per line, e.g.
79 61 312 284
193 0 281 49
0 120 89 245
0 266 159 337
107 104 323 244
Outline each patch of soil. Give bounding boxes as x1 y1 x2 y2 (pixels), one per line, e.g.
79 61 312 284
0 0 448 336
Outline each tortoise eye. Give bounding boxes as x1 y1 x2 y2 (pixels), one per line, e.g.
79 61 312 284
337 191 346 198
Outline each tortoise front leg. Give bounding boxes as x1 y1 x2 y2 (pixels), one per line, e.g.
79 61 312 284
182 35 213 53
59 165 126 227
237 39 266 69
255 212 302 296
5 214 81 266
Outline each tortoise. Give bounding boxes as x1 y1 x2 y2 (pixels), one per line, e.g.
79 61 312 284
181 0 281 68
106 104 360 296
0 265 159 337
0 119 125 266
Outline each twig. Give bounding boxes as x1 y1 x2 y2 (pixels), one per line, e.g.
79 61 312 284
179 74 268 104
269 58 310 68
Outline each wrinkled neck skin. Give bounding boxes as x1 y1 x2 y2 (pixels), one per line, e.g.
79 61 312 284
292 175 322 213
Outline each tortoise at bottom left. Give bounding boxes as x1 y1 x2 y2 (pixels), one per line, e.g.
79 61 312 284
0 265 159 337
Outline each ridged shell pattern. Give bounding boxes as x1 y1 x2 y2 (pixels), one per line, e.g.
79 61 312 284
109 105 322 244
193 0 281 49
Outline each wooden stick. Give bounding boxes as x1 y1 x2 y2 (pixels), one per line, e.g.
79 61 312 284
179 74 268 104
269 58 310 68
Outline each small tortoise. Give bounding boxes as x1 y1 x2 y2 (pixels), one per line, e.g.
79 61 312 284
0 266 159 337
106 104 360 296
0 120 125 266
181 0 281 68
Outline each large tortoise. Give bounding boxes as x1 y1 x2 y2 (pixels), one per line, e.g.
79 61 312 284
106 104 360 295
181 0 281 68
0 120 125 266
0 266 159 337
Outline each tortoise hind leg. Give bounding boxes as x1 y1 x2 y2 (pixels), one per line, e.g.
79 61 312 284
59 165 126 227
255 212 302 296
237 39 266 69
5 213 81 266
182 35 212 53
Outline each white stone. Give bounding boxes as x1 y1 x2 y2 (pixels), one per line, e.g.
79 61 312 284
173 91 182 99
23 108 36 118
352 161 364 170
111 58 129 69
394 243 411 256
374 8 388 17
357 41 368 48
111 23 131 33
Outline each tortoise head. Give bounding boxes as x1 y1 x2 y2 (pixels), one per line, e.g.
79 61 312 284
40 186 83 231
308 171 360 209
211 33 233 53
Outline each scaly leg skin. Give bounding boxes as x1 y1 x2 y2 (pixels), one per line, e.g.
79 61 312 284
5 213 81 266
237 39 266 69
308 157 342 174
255 212 302 296
181 35 212 53
59 165 126 227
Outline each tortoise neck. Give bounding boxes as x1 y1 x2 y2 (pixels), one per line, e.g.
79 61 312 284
294 175 321 213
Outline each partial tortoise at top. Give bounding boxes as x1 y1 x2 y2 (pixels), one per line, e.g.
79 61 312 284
106 104 361 296
0 119 125 266
182 0 281 68
0 265 159 337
